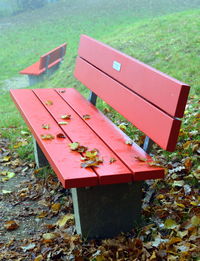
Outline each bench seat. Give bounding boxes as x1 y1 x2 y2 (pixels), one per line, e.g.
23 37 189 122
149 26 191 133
10 88 164 189
20 58 63 76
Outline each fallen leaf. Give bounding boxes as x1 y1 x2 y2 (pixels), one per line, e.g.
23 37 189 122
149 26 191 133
135 156 147 162
4 220 19 230
56 214 74 228
61 114 71 119
42 233 57 242
56 133 66 138
41 134 55 140
83 114 91 120
45 100 53 106
2 189 12 194
125 140 133 145
21 243 36 252
51 203 61 212
42 124 50 129
164 219 177 229
58 121 68 125
34 255 43 261
68 142 80 150
172 180 185 187
109 157 116 164
191 216 200 226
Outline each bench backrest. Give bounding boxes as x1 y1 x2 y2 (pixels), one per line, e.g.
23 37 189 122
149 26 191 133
39 43 67 70
74 35 190 152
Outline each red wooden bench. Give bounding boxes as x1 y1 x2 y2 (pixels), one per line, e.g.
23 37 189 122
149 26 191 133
10 35 190 239
20 43 67 85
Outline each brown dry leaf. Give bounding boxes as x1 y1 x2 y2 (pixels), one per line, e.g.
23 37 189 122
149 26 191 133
51 202 61 212
4 220 19 231
184 157 192 171
77 145 88 153
56 133 66 139
83 114 91 120
42 124 50 129
56 214 74 228
61 114 71 119
135 156 147 162
37 211 48 219
45 100 53 106
109 157 116 164
40 134 55 140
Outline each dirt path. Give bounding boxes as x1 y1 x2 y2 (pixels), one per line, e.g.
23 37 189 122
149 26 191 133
1 75 28 95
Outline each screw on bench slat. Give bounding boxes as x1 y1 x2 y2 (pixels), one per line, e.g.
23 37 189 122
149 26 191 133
143 136 154 154
88 91 97 106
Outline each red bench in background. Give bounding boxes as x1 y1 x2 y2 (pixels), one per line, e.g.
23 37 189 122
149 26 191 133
20 43 67 85
11 35 190 239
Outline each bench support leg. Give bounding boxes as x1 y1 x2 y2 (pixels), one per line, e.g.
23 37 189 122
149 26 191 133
33 138 49 168
28 75 45 86
71 181 143 239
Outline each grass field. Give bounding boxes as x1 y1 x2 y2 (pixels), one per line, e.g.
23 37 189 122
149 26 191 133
0 0 199 153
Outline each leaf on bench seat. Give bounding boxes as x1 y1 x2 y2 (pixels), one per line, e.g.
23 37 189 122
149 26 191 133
109 157 116 164
61 114 71 120
45 100 53 106
82 114 91 120
58 121 68 125
41 134 55 140
56 133 66 139
42 124 50 129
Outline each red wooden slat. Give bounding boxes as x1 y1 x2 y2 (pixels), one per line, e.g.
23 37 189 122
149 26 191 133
39 43 67 70
78 35 190 118
10 89 98 188
74 57 181 151
33 89 132 185
20 61 44 76
56 88 165 181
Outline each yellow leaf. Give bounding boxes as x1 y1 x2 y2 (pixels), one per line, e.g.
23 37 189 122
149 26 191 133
177 230 188 238
34 255 43 261
191 216 200 226
40 134 55 140
2 156 10 162
42 233 57 241
172 180 185 187
82 114 91 120
156 194 164 200
45 100 53 106
164 219 177 229
7 172 15 179
61 114 71 119
42 124 50 129
51 203 61 212
176 203 185 208
56 214 74 228
190 201 198 206
2 190 12 194
168 237 182 246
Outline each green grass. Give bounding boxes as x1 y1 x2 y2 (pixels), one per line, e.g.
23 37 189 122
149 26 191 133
0 1 199 158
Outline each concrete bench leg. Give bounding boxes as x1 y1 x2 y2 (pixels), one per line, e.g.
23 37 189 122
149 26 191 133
33 138 49 168
28 74 45 86
71 181 143 239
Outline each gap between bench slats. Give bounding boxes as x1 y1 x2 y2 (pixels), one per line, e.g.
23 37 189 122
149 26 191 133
10 89 98 188
33 88 132 185
56 88 165 181
78 35 190 118
74 57 181 152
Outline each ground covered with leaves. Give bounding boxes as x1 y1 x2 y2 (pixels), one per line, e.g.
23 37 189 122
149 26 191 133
0 96 199 261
